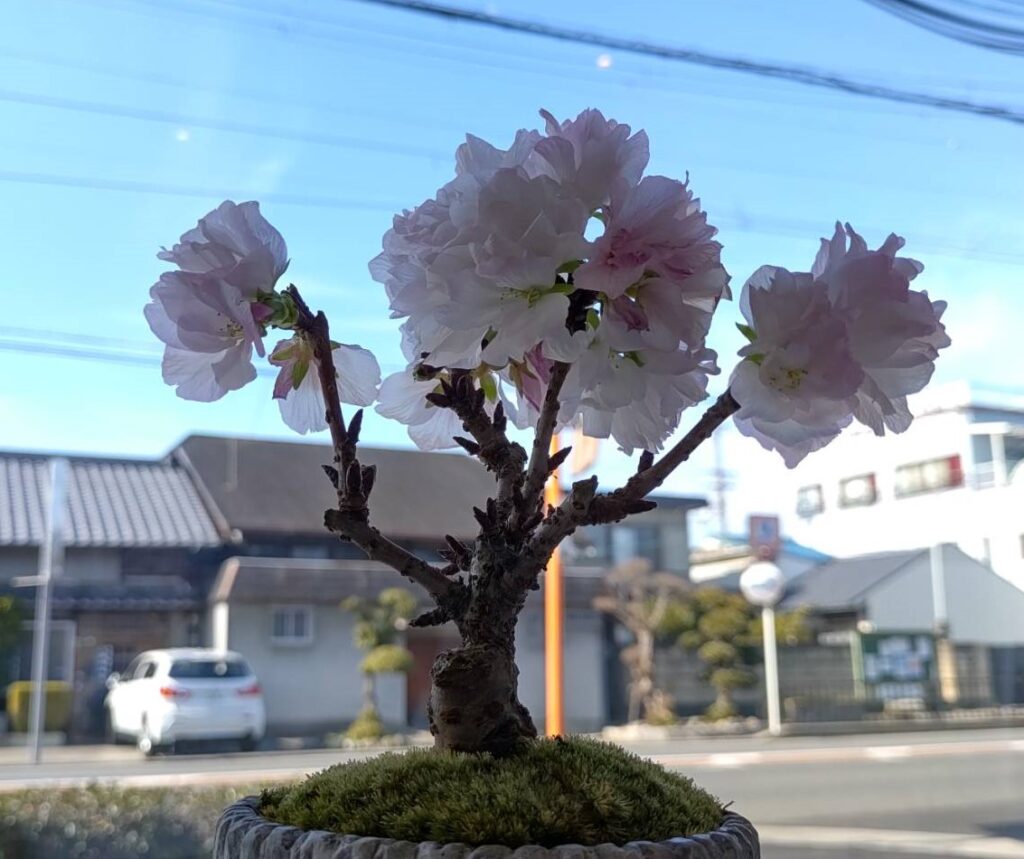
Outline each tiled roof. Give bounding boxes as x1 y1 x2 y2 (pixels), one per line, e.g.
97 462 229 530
780 549 925 611
174 434 705 544
211 556 606 610
0 453 221 548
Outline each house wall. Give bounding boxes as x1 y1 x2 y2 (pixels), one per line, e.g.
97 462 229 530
865 549 1024 645
515 607 607 732
220 603 405 733
0 547 120 582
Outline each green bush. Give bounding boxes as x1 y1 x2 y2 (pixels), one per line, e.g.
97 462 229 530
262 736 724 846
361 644 414 675
0 784 261 859
6 681 72 733
344 707 385 741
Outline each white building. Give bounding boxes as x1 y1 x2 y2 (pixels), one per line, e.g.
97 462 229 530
786 382 1024 589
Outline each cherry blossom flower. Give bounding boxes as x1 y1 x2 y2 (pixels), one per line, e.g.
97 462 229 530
270 336 381 435
375 370 463 450
157 200 288 299
144 270 267 402
534 108 649 210
730 225 949 466
574 176 722 300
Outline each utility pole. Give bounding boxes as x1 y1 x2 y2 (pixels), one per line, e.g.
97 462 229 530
544 435 564 736
27 458 69 764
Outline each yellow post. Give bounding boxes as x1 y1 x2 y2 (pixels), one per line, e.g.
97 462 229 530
544 434 565 737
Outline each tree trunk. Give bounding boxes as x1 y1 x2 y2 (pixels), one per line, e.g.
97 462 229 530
428 642 536 755
362 672 376 712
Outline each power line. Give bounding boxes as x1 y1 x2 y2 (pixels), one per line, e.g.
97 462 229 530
349 0 1024 126
0 89 450 162
1 167 1020 267
0 170 403 211
864 0 1024 54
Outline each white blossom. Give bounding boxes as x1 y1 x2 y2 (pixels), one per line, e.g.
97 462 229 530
270 336 381 435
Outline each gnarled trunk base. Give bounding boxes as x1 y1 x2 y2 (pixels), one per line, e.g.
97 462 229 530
428 643 537 755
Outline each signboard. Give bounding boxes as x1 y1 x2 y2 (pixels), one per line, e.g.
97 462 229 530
748 514 781 561
859 631 936 701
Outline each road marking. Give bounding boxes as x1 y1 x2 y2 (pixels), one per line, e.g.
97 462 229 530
865 744 913 760
652 736 1024 770
759 825 1024 857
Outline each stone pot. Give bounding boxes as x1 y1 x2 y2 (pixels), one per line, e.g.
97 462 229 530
214 797 759 859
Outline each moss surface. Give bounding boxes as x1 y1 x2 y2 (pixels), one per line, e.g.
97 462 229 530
261 737 723 847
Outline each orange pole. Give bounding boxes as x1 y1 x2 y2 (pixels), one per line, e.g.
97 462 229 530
544 434 565 737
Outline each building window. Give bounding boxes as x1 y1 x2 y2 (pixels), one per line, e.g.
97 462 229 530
839 473 877 508
796 484 824 517
894 455 964 498
271 605 314 646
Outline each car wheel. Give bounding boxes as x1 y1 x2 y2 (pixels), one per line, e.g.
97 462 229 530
240 733 259 753
138 717 158 757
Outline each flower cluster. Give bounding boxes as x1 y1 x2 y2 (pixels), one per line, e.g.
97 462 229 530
145 112 949 471
144 201 380 432
369 109 729 452
730 223 949 466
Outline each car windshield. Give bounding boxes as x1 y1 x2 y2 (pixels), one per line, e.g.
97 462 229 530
168 659 251 680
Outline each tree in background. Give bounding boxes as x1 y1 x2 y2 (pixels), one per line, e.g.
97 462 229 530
593 559 688 725
662 587 810 721
341 588 417 740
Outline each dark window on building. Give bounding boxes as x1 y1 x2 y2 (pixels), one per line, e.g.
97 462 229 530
895 455 964 497
797 485 825 517
839 473 877 508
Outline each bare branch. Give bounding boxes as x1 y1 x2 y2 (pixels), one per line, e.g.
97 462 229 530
284 285 355 507
325 509 465 609
520 361 571 520
619 390 739 501
442 372 528 515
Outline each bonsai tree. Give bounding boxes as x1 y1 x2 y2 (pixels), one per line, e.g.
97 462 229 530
665 587 810 721
341 587 417 740
145 108 948 762
593 559 688 725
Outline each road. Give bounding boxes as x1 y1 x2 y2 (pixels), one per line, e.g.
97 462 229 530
2 727 1022 858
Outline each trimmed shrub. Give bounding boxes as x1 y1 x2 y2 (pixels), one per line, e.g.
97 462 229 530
262 736 724 846
6 681 73 733
0 784 261 859
344 707 385 741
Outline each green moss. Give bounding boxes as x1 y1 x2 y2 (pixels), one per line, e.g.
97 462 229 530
344 708 385 741
261 737 723 847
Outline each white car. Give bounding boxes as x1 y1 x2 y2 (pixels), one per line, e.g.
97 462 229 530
105 648 266 755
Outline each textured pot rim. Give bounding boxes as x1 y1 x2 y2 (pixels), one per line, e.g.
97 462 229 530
215 796 760 858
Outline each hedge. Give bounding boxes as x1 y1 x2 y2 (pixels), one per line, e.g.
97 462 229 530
0 784 263 859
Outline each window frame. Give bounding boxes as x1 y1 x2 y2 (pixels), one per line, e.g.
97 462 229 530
838 473 878 508
796 484 825 517
270 604 314 647
894 454 964 498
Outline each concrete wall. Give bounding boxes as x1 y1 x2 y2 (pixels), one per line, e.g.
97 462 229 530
221 603 405 733
515 607 607 732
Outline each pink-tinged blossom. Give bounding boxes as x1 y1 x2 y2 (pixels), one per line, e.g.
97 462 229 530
157 200 288 299
375 371 463 451
534 108 649 210
730 225 949 467
269 336 381 435
730 266 865 466
818 223 950 435
144 269 267 402
575 175 723 300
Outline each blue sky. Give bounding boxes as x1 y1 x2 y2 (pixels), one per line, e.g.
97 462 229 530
2 0 1022 539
